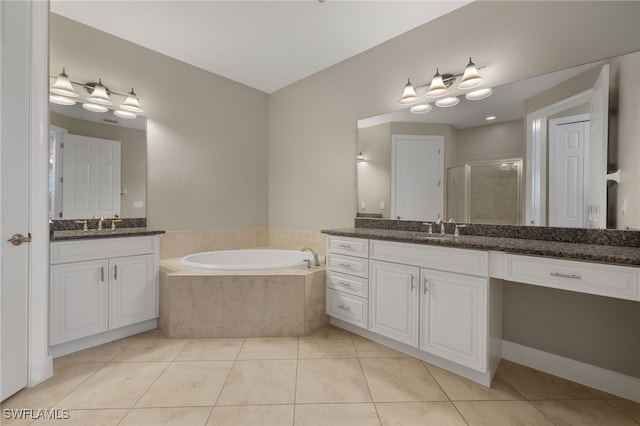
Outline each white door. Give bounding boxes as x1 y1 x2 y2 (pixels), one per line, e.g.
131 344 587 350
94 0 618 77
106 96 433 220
109 255 156 329
391 135 444 221
369 261 419 346
50 260 109 345
62 134 121 219
420 269 486 371
588 64 609 229
1 0 30 400
549 116 589 228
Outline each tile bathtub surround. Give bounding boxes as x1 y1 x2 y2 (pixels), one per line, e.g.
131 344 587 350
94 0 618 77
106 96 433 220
158 262 327 338
3 327 639 426
159 227 270 259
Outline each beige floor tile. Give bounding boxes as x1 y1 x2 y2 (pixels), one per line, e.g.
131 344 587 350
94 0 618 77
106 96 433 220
299 325 354 341
1 363 104 411
352 337 409 358
360 358 448 402
531 400 638 426
376 402 467 426
54 335 142 364
175 338 244 361
216 360 297 405
294 403 380 426
454 400 554 426
31 409 127 425
298 339 357 358
426 363 523 401
207 405 294 426
111 335 189 362
607 399 640 423
135 361 233 407
54 362 169 409
237 337 299 360
497 360 609 400
119 407 212 426
296 358 372 403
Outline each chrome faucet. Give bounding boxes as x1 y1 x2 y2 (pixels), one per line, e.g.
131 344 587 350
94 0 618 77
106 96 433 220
301 247 320 267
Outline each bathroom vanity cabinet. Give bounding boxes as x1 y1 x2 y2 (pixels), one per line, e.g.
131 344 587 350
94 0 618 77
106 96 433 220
325 230 640 398
49 235 160 354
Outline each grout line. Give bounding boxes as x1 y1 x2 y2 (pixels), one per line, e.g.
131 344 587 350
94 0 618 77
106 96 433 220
602 399 640 426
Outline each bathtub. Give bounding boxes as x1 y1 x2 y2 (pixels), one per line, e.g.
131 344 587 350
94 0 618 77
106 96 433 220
160 251 328 338
180 249 315 270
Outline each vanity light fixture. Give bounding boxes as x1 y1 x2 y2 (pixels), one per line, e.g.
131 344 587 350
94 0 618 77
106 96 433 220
49 68 144 119
398 57 491 114
357 152 365 162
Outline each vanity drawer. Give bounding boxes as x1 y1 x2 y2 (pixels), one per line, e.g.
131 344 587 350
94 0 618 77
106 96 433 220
327 236 369 258
51 236 157 264
326 289 368 328
504 254 640 301
327 271 368 298
369 240 488 277
327 254 369 278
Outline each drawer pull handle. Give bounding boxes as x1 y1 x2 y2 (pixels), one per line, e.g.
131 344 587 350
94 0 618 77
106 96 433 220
114 265 118 280
550 272 581 280
337 281 351 287
338 263 352 269
100 266 105 282
424 277 429 294
337 304 351 312
410 274 416 291
338 244 352 249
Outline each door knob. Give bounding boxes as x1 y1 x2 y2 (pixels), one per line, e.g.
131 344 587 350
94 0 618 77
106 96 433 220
7 233 31 246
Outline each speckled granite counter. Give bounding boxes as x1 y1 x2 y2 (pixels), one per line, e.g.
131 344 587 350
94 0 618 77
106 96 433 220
321 227 640 266
51 228 165 241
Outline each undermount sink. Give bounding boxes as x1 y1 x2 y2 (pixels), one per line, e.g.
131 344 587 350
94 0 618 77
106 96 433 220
411 232 457 240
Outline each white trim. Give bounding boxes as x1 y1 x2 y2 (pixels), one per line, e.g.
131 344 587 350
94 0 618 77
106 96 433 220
525 89 592 226
51 319 157 358
28 0 53 388
502 340 640 403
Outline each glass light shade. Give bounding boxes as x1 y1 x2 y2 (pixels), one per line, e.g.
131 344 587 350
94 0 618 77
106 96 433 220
50 69 79 97
435 96 459 107
425 69 449 98
120 89 143 113
398 79 418 105
86 80 113 105
114 109 137 119
82 102 108 113
409 103 432 114
458 58 484 89
465 87 493 100
49 94 76 106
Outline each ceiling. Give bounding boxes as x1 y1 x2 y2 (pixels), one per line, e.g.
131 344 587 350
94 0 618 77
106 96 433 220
50 0 471 94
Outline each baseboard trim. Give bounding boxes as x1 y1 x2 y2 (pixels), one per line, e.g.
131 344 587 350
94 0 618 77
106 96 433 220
502 340 640 403
50 319 157 358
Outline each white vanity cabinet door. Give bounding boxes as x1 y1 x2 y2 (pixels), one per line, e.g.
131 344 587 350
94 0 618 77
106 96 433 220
420 269 487 372
109 254 157 329
50 259 109 345
369 260 420 346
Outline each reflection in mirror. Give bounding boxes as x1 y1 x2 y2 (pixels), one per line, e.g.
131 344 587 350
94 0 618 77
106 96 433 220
49 102 147 220
357 50 640 230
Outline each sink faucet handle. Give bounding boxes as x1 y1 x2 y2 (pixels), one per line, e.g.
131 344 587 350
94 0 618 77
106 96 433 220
111 219 123 230
454 224 467 237
74 220 88 232
422 222 433 234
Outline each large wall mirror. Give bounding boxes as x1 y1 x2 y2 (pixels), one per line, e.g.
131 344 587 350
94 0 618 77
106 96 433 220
357 50 639 230
49 102 147 220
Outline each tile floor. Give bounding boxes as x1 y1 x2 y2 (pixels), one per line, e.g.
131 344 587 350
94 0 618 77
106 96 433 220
2 326 639 425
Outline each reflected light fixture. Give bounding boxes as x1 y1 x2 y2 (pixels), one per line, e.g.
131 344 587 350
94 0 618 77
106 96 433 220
398 58 491 114
357 152 365 162
458 58 485 89
49 68 144 119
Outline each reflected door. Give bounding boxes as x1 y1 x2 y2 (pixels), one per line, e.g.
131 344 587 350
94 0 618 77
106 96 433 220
391 135 444 221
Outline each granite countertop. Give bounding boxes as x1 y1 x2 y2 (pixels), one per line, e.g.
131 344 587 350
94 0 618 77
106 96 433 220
322 227 640 266
51 228 165 241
